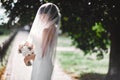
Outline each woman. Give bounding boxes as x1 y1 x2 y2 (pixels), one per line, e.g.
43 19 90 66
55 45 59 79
19 3 61 80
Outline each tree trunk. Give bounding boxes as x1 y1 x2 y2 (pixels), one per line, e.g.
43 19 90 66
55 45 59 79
105 27 120 80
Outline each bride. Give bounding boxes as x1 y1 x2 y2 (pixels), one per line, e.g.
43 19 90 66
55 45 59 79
19 2 61 80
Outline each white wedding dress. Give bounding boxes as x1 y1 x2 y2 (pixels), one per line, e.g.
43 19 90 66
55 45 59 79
29 28 56 80
26 3 61 80
31 37 54 80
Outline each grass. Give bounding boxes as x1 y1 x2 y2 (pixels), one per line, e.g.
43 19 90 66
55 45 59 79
57 35 73 47
0 28 11 35
57 51 109 75
0 35 10 44
0 28 11 44
57 35 109 79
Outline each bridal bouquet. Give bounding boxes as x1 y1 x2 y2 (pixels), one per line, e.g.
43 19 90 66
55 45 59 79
19 42 34 66
20 45 34 56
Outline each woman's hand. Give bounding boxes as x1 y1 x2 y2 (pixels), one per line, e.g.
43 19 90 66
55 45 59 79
24 54 36 66
24 55 31 66
28 53 36 60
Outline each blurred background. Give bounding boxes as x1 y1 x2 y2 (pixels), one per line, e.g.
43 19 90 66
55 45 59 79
0 0 120 80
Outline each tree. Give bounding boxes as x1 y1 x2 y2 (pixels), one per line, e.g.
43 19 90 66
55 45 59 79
1 0 120 79
1 0 41 27
53 0 120 80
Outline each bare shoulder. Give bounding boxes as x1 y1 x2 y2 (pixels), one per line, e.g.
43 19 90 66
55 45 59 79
43 25 56 32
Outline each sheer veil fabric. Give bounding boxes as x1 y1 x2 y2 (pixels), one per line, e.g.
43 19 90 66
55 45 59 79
26 3 61 80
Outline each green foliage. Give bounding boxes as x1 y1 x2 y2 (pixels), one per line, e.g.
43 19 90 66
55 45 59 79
0 26 11 35
92 22 105 38
1 0 41 27
55 0 116 55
